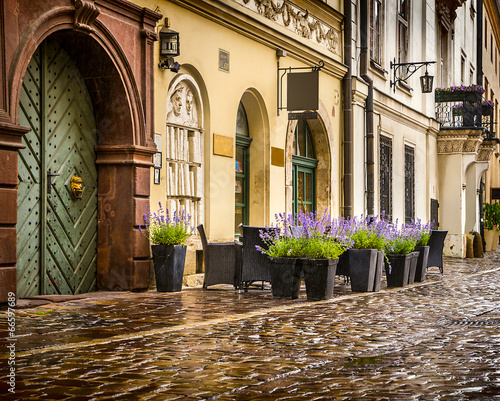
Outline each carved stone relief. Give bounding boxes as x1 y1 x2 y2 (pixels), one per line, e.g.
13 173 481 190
234 0 340 56
166 81 200 128
436 0 466 33
74 0 100 33
437 129 497 163
476 141 497 162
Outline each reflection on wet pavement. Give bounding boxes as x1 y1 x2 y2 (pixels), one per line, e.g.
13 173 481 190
1 252 499 399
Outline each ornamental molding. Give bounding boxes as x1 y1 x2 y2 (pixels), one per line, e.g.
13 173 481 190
477 140 498 162
437 129 481 154
74 0 100 33
141 29 159 43
233 0 340 56
436 0 466 33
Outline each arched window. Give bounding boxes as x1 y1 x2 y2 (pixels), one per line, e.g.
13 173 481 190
292 120 317 214
235 102 252 234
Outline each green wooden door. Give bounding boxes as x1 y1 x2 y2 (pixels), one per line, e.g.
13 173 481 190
17 39 97 297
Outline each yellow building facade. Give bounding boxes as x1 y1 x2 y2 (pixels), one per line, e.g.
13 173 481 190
134 0 347 276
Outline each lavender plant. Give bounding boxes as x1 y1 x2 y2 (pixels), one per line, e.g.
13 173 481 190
383 220 419 255
141 202 193 245
411 218 432 246
258 210 350 259
339 215 389 251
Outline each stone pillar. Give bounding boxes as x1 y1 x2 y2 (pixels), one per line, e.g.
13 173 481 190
0 123 30 302
95 145 154 291
437 129 496 258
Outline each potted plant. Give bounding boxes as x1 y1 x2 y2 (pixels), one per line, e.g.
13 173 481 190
296 211 350 301
483 202 500 251
412 219 432 282
258 213 303 299
339 215 389 292
141 203 193 292
435 84 484 103
383 223 419 287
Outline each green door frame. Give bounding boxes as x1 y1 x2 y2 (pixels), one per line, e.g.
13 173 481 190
292 155 317 215
292 120 317 215
236 135 252 235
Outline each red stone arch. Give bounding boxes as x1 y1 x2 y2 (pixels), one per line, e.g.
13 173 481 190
0 0 161 301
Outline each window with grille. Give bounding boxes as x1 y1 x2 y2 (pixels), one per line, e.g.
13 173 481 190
379 136 393 221
404 145 415 224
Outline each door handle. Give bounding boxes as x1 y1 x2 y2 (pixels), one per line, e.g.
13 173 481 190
47 170 60 195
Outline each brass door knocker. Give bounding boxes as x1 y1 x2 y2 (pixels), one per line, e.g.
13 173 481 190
71 176 83 199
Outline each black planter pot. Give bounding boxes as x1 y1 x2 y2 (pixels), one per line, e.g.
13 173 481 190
336 251 349 277
348 249 379 292
407 251 419 285
151 244 186 292
374 251 384 292
302 258 338 301
414 246 430 282
268 257 301 299
385 253 412 287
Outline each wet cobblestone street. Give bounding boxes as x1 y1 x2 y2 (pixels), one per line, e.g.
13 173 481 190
1 252 500 400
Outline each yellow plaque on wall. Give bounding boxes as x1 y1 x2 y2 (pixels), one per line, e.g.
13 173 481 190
271 147 285 167
213 134 233 158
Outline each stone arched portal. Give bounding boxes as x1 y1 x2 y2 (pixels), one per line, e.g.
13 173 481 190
0 0 161 301
285 102 335 216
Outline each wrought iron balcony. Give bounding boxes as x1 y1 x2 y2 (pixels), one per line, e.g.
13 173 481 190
435 97 496 140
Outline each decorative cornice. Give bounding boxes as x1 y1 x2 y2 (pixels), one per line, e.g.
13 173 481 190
233 0 340 56
436 0 466 33
74 0 100 33
437 129 497 163
437 128 482 154
140 29 159 42
95 145 156 166
477 140 498 162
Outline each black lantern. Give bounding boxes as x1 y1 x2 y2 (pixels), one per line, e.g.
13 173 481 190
390 59 436 93
419 69 434 93
159 26 180 58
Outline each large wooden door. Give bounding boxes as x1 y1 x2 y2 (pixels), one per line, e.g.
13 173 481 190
17 39 97 297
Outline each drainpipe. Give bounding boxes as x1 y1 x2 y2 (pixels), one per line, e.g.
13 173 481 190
342 0 353 218
477 0 483 87
360 0 374 216
477 0 485 248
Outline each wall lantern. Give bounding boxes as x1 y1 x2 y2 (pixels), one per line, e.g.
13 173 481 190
158 19 181 72
390 59 436 93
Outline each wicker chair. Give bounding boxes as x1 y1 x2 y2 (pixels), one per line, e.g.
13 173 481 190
197 224 241 289
240 225 272 290
427 230 447 274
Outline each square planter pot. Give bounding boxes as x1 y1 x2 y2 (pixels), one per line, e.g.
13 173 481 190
414 246 430 282
385 253 412 287
302 258 338 301
268 257 302 299
407 251 419 285
373 251 384 292
151 244 187 292
348 249 379 292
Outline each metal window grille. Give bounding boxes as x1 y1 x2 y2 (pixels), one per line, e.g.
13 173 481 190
404 145 415 224
379 136 393 221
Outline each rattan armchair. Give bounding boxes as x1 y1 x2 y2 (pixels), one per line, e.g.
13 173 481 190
197 224 241 289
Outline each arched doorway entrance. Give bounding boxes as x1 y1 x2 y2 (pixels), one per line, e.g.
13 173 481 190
235 101 252 234
0 1 160 301
17 38 98 297
285 105 334 217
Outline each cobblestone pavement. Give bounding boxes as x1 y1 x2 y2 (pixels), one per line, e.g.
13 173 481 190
1 252 500 400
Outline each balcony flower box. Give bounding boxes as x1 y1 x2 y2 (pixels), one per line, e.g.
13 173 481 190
435 84 485 103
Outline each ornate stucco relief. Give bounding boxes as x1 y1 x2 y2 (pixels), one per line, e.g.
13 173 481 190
437 129 497 163
233 0 340 56
476 141 497 162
